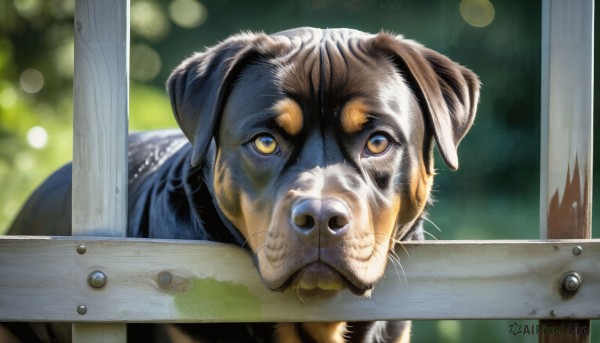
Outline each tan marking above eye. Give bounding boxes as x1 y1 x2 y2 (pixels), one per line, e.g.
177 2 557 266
341 99 369 134
273 98 303 135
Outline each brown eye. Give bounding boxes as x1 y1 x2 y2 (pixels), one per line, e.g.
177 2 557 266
253 135 279 155
365 133 390 155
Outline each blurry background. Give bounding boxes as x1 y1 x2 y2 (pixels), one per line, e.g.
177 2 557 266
0 0 598 341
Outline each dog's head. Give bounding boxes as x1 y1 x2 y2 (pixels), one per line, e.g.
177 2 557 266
167 28 479 296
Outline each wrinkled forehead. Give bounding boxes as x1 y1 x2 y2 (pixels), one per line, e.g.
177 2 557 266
222 31 414 135
273 30 406 105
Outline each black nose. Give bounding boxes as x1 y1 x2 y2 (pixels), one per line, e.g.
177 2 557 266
291 198 351 235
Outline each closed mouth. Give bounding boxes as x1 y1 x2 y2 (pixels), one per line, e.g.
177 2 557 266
275 261 373 296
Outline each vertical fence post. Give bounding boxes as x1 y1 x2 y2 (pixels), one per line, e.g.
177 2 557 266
73 0 129 342
540 0 594 342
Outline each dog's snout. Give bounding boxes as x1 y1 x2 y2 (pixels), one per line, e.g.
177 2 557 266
291 198 351 235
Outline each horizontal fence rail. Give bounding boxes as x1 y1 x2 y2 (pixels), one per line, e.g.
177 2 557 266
1 236 599 323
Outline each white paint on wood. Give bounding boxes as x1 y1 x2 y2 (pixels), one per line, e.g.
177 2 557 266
540 0 594 237
0 237 598 322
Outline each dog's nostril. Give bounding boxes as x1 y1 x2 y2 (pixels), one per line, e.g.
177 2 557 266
328 215 349 230
293 214 315 230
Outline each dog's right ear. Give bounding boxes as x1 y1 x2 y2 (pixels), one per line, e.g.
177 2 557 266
167 33 284 167
371 34 480 172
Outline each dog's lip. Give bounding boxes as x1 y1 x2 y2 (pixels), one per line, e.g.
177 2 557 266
273 262 373 296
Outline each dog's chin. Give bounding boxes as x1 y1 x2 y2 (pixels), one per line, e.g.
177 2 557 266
276 262 374 297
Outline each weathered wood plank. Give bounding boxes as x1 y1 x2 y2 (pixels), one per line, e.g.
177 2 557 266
72 0 129 341
0 237 598 322
73 1 129 237
540 0 594 341
540 0 594 240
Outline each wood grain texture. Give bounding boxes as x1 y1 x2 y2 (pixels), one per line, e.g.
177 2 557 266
0 237 598 322
540 0 594 240
540 0 594 341
72 0 129 341
73 0 129 237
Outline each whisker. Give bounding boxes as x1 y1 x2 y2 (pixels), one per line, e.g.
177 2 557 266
241 230 268 249
387 248 408 286
387 251 408 287
350 238 410 287
296 288 310 308
394 241 411 258
423 230 438 240
423 216 442 233
251 243 265 255
369 231 412 259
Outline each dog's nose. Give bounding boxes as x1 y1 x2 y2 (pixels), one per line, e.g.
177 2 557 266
291 198 351 236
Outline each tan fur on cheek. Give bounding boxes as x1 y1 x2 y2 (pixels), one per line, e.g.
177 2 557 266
341 99 369 134
411 160 433 214
399 161 433 224
213 151 271 252
374 194 402 245
213 151 254 248
274 98 303 135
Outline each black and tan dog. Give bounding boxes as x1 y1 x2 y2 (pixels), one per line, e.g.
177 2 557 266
5 27 479 343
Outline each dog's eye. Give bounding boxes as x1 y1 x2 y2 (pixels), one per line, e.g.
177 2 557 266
253 135 279 155
365 133 391 156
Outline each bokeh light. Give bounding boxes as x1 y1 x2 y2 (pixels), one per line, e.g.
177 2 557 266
131 1 170 41
15 152 34 171
168 0 208 29
437 321 462 343
13 0 43 18
0 86 17 108
26 126 48 149
460 0 495 28
131 44 162 82
49 0 75 20
19 68 44 94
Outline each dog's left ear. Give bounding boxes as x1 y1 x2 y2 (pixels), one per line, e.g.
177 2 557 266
167 33 284 167
372 34 480 171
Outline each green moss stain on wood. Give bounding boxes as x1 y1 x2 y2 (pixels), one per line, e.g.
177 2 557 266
174 278 262 319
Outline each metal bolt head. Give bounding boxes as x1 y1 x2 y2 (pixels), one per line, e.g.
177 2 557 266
76 244 87 254
572 246 583 256
158 271 172 288
77 305 87 315
88 270 107 289
561 272 581 293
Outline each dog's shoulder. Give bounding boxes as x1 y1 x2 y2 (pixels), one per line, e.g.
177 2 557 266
8 130 193 238
127 129 189 181
8 162 73 236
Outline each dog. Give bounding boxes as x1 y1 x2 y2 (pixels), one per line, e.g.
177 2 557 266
4 27 479 343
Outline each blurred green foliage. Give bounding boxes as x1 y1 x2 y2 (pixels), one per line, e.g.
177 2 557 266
0 0 598 341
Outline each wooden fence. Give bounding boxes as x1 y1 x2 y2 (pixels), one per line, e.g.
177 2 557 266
0 0 596 342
